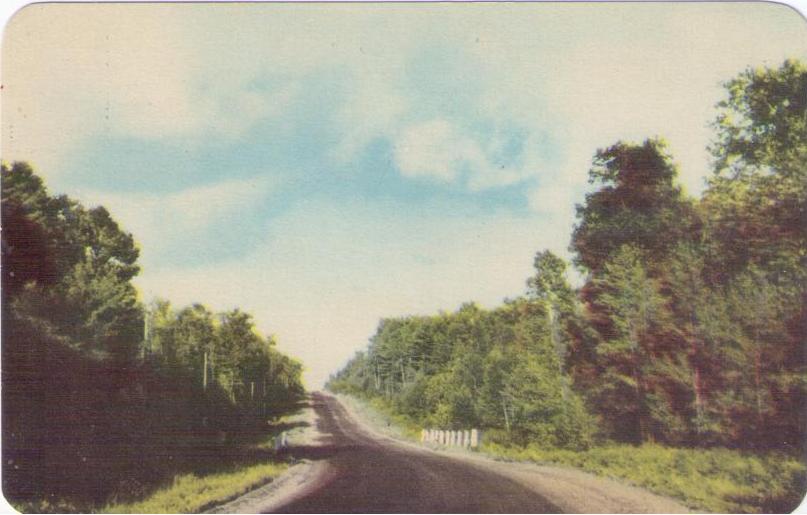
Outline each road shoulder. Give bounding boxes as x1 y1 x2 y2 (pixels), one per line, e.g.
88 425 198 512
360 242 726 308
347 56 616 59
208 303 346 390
205 401 333 514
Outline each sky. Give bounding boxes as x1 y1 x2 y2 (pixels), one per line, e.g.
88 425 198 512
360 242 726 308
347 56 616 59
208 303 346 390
2 2 806 388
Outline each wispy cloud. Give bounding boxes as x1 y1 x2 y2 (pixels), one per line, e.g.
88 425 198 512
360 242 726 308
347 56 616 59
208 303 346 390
394 119 471 183
72 176 280 269
392 118 543 192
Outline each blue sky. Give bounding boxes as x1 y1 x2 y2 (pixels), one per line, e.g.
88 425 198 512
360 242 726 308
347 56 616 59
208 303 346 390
3 2 806 387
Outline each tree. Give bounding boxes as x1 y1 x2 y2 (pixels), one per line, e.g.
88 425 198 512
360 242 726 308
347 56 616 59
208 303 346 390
589 245 668 443
329 297 592 449
329 60 806 453
2 162 143 363
1 163 307 509
571 139 695 274
146 299 177 363
723 267 803 448
173 304 217 382
702 60 807 448
527 250 575 374
705 59 807 284
217 309 261 402
664 243 735 442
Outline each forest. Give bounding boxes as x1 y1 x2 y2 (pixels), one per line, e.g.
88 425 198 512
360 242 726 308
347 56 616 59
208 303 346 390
1 161 305 510
328 60 806 454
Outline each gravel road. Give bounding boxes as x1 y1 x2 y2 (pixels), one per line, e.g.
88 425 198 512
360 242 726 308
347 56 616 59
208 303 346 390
211 392 691 513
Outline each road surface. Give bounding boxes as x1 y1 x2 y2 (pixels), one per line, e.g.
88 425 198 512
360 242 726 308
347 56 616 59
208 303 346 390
210 393 690 513
275 393 559 513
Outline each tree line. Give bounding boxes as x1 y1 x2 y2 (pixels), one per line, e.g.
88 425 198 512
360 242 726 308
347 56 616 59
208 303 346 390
1 162 304 508
328 60 806 452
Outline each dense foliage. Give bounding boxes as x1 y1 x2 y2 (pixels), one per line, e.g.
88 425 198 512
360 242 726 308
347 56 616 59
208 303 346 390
1 162 304 510
329 60 806 457
330 299 595 449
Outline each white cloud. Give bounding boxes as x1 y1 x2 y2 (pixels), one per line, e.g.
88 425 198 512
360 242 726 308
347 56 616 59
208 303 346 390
6 3 804 193
392 118 544 191
72 176 279 268
1 4 302 176
393 119 471 182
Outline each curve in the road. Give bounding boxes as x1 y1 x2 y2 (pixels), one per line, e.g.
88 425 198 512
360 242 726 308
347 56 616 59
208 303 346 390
271 393 561 514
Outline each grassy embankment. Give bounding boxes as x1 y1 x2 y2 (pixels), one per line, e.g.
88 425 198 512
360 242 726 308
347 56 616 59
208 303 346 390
99 412 305 515
96 410 305 514
340 394 806 513
100 461 287 514
335 394 422 441
8 400 306 515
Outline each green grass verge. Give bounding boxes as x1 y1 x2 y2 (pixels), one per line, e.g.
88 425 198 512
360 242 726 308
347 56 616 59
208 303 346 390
481 442 806 513
335 394 422 441
100 412 304 513
102 461 287 513
365 398 423 441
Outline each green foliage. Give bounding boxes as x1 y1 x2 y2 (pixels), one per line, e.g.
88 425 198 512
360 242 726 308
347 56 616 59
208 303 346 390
565 60 806 452
705 59 806 283
587 245 669 443
712 60 806 180
527 250 574 307
329 288 595 449
571 138 696 274
2 161 143 363
145 300 304 411
719 267 805 447
696 60 806 450
1 162 305 511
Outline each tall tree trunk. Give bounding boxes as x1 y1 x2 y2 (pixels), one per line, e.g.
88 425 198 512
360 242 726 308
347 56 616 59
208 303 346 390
693 364 704 424
400 361 406 386
203 351 208 391
629 326 649 443
754 347 763 424
548 302 568 400
230 372 236 403
632 354 650 443
689 315 705 434
501 396 511 433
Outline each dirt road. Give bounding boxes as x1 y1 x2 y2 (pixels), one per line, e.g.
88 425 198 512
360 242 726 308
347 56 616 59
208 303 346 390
212 393 690 513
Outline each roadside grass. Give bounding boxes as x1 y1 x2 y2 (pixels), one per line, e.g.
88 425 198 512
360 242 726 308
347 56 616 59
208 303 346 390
102 462 287 514
366 398 423 441
4 408 308 514
335 394 421 441
481 442 807 513
101 409 310 514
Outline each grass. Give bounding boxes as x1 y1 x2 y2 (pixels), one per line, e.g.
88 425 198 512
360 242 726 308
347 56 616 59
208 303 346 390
100 410 310 513
101 461 288 514
335 394 422 441
481 441 807 513
9 406 309 513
